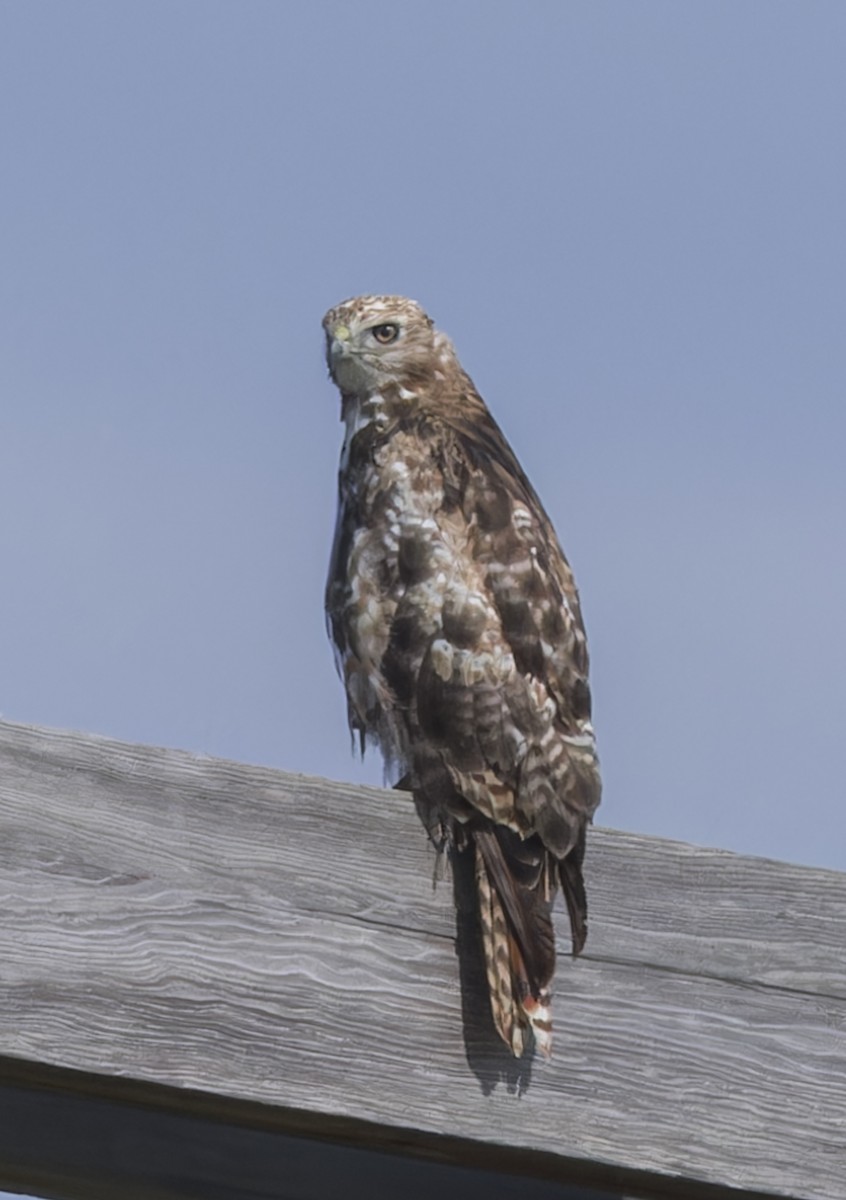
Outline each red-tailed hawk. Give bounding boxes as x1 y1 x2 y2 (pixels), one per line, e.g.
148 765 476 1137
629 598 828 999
323 295 601 1057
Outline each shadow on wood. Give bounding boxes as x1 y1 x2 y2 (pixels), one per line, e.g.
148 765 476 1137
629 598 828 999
450 845 536 1095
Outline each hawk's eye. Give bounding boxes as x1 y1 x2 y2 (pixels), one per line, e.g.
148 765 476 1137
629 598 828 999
371 323 399 345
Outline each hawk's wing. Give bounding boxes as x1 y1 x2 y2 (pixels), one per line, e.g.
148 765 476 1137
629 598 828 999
408 399 601 854
409 399 601 1055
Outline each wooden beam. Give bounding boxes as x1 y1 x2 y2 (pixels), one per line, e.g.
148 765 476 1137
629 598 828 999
1 719 844 1199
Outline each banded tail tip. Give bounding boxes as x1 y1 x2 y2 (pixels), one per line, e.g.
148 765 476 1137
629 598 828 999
522 992 553 1059
496 996 553 1059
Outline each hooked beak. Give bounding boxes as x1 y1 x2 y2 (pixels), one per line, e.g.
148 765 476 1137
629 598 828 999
328 323 353 365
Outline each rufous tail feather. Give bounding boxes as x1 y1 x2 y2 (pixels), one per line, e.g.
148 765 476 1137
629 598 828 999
474 838 553 1057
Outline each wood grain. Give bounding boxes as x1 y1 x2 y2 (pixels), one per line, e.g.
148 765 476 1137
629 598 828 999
0 718 844 1199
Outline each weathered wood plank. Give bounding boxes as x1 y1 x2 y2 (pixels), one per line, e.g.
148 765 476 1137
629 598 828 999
0 718 844 1199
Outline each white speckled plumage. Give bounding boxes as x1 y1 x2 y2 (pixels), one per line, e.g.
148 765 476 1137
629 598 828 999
323 294 601 1057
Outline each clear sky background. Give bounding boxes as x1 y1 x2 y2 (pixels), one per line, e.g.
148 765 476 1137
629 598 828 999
1 1 844 879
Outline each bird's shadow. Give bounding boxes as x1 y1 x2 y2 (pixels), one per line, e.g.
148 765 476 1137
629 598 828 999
448 847 535 1097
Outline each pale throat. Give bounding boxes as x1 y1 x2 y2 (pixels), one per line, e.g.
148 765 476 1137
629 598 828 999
339 389 388 471
340 381 418 442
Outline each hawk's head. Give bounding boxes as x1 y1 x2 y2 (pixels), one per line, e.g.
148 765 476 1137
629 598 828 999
323 294 451 397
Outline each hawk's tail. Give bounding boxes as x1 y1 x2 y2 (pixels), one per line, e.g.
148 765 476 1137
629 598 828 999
473 829 557 1058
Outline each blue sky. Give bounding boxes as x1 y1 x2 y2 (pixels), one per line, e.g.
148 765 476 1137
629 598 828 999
1 1 844 876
